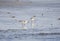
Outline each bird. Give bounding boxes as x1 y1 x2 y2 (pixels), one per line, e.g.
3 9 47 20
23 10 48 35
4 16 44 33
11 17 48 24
7 12 11 14
19 20 28 30
30 16 36 21
11 16 16 18
30 16 36 28
58 18 60 20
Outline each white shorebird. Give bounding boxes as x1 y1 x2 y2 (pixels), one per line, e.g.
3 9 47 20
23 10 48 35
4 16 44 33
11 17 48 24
19 20 28 30
30 16 36 28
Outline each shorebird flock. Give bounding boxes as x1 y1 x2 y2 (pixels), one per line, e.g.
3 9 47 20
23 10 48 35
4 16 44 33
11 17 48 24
7 12 36 29
0 8 60 30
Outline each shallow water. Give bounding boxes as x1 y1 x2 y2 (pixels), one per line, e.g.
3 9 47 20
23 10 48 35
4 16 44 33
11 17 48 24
0 30 60 41
0 0 60 41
